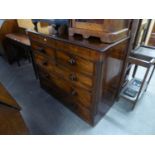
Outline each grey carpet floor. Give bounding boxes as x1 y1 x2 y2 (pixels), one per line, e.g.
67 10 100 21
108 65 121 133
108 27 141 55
0 56 155 135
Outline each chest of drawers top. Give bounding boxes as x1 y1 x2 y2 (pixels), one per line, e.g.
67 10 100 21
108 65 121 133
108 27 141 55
28 30 129 54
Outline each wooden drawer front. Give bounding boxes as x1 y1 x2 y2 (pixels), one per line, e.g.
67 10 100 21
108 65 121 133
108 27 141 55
74 103 92 124
55 40 99 61
29 32 56 47
34 53 93 90
63 96 92 123
31 42 56 59
55 65 93 90
34 53 55 72
56 50 94 75
40 78 92 124
29 31 100 62
38 69 92 109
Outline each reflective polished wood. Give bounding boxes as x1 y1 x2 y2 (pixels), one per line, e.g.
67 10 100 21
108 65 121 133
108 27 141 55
28 29 130 126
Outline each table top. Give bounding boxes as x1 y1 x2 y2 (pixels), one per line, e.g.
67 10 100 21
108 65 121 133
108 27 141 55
5 33 31 46
0 83 20 110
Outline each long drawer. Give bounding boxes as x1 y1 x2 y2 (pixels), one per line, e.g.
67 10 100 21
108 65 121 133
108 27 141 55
29 32 56 48
56 50 94 76
55 39 100 61
37 67 92 109
40 77 92 124
34 53 94 90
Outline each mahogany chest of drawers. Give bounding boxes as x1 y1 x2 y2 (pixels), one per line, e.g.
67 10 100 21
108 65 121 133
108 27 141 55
28 31 130 126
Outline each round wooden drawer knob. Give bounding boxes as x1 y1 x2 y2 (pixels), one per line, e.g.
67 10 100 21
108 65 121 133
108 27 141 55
68 58 76 65
69 74 77 81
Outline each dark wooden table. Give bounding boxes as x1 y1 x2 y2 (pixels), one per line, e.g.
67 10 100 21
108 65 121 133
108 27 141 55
5 33 38 78
5 33 31 65
5 33 30 46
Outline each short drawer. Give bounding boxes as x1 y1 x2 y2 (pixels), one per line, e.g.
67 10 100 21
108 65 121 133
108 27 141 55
56 50 94 76
29 32 56 47
31 41 56 59
33 53 56 71
38 69 92 109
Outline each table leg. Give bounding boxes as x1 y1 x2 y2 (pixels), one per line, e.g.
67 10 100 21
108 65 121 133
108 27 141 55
147 64 155 85
132 67 150 109
24 47 31 63
132 65 138 78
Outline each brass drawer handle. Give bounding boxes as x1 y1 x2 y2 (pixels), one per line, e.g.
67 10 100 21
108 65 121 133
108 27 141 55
68 58 76 65
69 73 77 81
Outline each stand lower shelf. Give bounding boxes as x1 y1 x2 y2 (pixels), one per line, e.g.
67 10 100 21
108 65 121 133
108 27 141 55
120 78 147 102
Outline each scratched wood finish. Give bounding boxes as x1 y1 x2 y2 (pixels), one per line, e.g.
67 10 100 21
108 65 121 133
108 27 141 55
28 28 130 126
